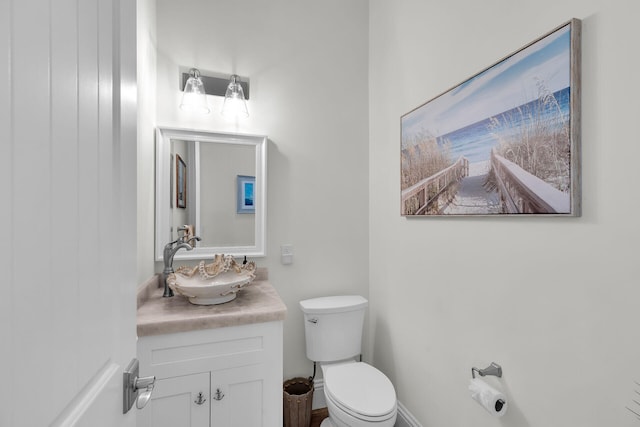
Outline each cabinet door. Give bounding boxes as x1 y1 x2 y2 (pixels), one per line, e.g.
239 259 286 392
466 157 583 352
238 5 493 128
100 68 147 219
140 372 210 427
210 364 265 427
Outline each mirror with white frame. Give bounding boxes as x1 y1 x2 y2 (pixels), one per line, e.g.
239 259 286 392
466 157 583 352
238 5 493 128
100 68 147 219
155 127 267 261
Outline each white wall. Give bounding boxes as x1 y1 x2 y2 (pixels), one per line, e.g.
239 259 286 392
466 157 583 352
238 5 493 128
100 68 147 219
141 0 370 379
369 1 640 427
199 143 255 246
137 0 157 284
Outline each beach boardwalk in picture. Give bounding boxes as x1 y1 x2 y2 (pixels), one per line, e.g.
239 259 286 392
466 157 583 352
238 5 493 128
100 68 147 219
400 19 580 216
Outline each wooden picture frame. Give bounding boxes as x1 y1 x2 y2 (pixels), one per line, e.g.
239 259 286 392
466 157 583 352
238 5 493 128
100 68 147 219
176 154 186 209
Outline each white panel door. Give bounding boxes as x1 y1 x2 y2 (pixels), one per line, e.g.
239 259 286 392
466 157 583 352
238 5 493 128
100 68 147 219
0 0 138 426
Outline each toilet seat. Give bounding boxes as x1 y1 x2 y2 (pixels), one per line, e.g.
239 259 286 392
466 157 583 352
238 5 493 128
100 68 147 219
323 362 396 421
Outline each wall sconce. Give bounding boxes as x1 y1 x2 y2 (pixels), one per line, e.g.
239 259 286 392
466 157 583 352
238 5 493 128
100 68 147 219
221 75 249 119
180 70 250 119
179 68 210 114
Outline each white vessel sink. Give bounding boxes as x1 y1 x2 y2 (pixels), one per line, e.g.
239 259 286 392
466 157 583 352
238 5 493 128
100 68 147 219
168 255 256 305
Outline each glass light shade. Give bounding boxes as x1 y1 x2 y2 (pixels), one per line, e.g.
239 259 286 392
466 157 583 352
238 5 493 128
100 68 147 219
180 70 210 114
221 75 249 119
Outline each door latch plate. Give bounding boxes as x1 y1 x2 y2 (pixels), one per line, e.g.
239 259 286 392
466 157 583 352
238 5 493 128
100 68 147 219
123 359 140 414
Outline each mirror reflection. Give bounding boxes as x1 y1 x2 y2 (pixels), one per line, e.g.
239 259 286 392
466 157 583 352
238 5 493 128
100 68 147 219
156 128 266 261
171 140 256 247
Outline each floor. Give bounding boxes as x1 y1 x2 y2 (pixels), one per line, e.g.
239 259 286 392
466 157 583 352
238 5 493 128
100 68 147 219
310 407 329 427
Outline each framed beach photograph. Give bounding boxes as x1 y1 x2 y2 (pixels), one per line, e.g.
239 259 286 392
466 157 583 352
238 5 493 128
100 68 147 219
401 19 581 216
176 154 187 209
237 175 255 214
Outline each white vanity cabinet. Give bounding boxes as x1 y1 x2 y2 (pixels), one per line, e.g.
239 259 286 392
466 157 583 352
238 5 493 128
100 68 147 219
137 320 283 427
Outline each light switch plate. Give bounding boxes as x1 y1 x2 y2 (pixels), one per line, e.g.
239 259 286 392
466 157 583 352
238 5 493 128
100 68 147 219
281 244 294 265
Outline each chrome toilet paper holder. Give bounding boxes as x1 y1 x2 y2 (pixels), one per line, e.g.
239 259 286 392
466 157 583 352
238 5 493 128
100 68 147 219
471 362 502 379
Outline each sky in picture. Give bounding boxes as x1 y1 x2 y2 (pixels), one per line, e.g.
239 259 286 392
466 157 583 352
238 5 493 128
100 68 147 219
401 24 571 147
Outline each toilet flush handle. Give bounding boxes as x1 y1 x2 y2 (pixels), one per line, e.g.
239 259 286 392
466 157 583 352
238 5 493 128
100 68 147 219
307 318 318 324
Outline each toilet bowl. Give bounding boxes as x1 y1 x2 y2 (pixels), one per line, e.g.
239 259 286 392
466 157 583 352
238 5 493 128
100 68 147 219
321 362 397 427
299 296 398 427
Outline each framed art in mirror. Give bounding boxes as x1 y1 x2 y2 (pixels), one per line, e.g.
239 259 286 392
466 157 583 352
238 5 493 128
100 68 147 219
176 154 187 209
236 175 255 214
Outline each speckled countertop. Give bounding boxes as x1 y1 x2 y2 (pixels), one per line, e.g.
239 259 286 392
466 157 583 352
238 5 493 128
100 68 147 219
136 268 287 337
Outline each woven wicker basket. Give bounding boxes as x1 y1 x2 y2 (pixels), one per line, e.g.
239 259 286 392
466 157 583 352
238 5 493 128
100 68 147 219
283 377 314 427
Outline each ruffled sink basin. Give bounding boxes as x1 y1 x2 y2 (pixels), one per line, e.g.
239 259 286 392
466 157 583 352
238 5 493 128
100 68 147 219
167 254 256 305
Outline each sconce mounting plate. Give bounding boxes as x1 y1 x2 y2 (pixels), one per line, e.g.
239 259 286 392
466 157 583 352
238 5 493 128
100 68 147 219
181 73 250 99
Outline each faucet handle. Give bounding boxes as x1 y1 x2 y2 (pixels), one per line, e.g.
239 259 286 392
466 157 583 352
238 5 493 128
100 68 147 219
164 238 179 250
177 224 195 243
186 236 201 247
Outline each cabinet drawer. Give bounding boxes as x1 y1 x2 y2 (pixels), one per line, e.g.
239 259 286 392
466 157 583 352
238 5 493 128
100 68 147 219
151 335 263 366
138 321 281 379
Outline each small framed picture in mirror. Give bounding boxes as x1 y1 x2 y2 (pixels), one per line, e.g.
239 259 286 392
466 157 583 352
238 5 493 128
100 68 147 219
176 154 187 209
237 175 255 214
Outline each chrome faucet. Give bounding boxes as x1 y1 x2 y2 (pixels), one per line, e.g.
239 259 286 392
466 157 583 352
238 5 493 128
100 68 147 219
162 235 201 297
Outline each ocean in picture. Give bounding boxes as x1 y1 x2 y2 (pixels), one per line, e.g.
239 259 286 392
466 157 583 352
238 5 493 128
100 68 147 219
437 87 570 164
244 182 254 206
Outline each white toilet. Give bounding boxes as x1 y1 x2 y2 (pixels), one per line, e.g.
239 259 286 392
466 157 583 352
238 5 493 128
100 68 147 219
299 295 397 427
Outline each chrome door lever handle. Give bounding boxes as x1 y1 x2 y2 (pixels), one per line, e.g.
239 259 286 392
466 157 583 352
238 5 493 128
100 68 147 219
136 386 153 409
135 376 155 390
123 359 156 413
134 375 155 409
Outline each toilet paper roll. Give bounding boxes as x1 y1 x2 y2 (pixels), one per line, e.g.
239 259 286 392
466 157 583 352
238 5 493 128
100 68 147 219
468 378 507 417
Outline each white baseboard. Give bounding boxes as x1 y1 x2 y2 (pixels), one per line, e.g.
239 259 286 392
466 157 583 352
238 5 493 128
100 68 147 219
395 400 423 427
311 379 422 427
311 378 326 409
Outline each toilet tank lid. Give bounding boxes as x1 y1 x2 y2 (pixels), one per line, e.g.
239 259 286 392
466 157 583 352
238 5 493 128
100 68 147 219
299 295 368 314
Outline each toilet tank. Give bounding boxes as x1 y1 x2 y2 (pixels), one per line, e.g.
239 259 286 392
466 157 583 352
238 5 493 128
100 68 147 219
299 295 368 362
